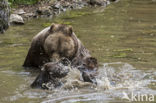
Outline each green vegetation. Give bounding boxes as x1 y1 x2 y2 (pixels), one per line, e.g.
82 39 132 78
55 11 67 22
42 22 51 27
61 11 92 19
113 48 133 52
54 19 72 25
112 52 127 58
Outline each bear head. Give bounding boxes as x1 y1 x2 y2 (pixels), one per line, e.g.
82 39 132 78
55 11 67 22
44 23 78 62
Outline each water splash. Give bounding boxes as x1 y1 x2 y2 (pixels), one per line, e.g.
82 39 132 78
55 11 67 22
96 62 149 90
3 62 155 103
41 62 155 103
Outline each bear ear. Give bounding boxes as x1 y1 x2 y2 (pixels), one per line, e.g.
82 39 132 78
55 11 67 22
86 57 98 65
49 23 55 32
68 26 73 36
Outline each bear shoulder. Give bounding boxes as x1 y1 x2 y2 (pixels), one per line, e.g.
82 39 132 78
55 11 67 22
32 26 51 44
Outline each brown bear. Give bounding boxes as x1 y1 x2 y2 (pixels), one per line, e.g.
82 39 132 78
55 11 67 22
23 23 98 89
31 57 98 89
23 23 91 68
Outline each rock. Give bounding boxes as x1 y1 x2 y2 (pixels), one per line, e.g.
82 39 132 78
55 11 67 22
51 2 63 15
36 6 53 17
110 0 117 1
0 0 10 34
89 0 108 6
9 0 111 20
14 9 26 15
52 2 61 9
77 1 88 8
23 12 37 20
24 13 35 18
10 14 24 25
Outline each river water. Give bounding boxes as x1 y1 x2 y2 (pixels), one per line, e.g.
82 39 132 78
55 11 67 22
0 0 156 103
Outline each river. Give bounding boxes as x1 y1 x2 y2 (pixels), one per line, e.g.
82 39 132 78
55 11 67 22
0 0 156 102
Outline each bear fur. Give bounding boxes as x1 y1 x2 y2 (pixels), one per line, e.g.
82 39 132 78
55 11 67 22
23 23 91 68
23 23 98 89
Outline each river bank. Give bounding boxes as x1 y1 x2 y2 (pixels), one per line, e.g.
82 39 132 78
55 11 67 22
10 0 117 24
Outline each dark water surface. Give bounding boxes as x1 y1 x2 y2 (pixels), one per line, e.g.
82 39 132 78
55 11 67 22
0 0 156 103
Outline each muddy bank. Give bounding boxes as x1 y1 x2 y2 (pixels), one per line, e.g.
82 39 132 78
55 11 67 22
10 0 117 24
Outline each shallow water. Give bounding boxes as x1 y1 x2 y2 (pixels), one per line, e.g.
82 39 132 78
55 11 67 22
0 0 156 102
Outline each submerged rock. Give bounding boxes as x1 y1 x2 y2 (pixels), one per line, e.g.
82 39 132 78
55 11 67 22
10 14 24 25
0 0 10 34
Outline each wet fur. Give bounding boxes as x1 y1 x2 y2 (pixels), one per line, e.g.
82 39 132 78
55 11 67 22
23 24 82 68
